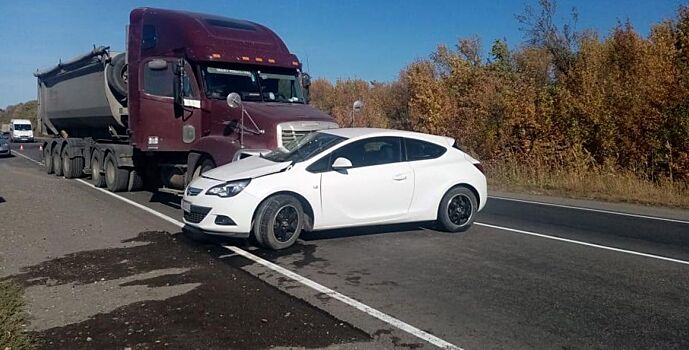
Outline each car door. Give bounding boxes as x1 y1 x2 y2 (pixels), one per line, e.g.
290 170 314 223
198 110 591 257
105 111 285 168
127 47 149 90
319 136 414 228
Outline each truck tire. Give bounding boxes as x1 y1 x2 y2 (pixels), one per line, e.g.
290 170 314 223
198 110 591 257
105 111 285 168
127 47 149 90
104 153 129 192
128 169 144 192
192 158 216 180
44 145 54 174
52 146 63 176
254 194 304 250
62 146 84 179
107 53 128 98
91 151 106 188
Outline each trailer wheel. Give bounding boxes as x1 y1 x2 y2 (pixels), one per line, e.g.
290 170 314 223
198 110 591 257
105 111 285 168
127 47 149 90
44 145 54 174
52 146 63 177
62 146 84 179
91 152 106 188
104 153 129 192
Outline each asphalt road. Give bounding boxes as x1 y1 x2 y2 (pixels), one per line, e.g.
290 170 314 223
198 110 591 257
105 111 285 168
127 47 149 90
2 141 688 350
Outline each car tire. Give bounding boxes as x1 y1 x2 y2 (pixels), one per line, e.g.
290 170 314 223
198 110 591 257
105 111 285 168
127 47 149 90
52 146 63 176
44 145 54 174
104 153 129 192
62 146 84 179
91 151 106 188
437 187 478 232
254 194 304 250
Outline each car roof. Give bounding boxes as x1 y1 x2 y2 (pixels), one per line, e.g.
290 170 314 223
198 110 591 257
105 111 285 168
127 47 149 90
322 128 455 147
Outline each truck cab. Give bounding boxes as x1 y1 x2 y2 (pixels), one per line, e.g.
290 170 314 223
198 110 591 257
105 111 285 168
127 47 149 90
36 8 338 193
9 119 34 143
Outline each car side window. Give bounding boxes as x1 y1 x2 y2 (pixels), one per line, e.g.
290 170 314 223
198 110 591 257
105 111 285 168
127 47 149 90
306 154 332 173
331 137 402 169
404 138 447 161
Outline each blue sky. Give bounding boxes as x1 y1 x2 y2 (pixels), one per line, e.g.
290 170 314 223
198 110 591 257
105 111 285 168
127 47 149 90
0 0 684 107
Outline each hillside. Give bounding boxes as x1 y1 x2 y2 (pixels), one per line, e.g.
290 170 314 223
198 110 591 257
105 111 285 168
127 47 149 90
0 100 38 129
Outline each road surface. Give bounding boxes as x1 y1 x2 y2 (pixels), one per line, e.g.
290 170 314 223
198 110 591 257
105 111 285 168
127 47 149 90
1 142 688 349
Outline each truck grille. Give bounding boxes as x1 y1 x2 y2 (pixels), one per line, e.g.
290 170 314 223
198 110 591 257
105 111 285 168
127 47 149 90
281 129 312 146
184 205 211 224
277 121 339 148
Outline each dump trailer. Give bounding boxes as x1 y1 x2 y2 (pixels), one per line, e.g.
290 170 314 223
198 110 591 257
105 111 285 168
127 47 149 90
36 7 337 192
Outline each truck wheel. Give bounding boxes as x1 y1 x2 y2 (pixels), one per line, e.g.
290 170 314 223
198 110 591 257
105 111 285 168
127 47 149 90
91 152 106 188
254 194 304 250
104 153 129 192
52 146 63 176
107 53 128 98
62 146 84 179
44 145 54 174
128 169 144 192
192 158 216 180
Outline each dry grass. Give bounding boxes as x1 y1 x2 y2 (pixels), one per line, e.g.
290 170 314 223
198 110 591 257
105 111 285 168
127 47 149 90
0 281 34 350
486 159 689 210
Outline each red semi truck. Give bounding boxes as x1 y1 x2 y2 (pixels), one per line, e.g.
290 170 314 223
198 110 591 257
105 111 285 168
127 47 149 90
36 8 338 192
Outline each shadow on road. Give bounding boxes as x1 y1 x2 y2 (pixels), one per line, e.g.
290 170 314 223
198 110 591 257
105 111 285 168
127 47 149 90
4 231 369 349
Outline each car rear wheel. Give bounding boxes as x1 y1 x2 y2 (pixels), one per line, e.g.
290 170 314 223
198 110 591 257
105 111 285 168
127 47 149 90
254 194 304 250
437 187 478 232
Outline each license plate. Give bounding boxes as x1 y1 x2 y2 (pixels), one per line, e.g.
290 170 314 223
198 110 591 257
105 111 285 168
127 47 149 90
181 200 191 212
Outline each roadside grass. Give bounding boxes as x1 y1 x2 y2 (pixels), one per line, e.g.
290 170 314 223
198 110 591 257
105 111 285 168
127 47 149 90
0 280 34 350
486 159 689 210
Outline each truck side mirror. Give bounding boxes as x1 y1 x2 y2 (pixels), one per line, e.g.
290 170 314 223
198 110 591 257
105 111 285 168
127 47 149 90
301 72 311 103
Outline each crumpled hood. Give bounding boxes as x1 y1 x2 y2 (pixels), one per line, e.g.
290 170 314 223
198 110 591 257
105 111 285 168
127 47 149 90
202 155 291 182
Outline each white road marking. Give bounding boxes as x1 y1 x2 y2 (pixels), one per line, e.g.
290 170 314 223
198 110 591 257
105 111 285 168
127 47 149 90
224 245 462 350
68 179 463 350
11 150 42 165
476 222 689 266
489 196 689 225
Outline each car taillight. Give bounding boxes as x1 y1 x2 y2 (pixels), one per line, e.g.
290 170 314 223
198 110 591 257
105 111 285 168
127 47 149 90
473 162 485 174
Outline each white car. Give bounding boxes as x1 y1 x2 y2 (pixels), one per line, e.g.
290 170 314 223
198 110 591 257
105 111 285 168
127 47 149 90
182 128 487 250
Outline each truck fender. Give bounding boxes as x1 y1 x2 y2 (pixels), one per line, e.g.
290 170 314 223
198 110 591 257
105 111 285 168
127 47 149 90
190 135 241 167
98 144 135 168
64 138 86 159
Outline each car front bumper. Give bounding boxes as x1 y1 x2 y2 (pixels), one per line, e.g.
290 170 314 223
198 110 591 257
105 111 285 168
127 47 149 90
181 178 261 237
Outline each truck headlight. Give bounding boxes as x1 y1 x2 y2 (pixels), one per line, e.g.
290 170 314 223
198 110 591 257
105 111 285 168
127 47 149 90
205 179 251 198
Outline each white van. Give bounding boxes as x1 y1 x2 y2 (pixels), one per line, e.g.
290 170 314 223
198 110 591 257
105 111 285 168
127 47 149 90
9 119 34 142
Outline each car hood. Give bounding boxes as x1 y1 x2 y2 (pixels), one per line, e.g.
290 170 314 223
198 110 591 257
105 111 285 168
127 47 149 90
201 155 291 182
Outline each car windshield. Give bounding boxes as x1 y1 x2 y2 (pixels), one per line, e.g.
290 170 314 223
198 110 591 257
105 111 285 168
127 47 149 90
14 124 31 131
202 65 305 103
263 132 346 163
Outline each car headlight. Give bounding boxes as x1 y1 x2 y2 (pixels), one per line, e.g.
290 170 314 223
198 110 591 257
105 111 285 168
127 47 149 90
205 179 251 198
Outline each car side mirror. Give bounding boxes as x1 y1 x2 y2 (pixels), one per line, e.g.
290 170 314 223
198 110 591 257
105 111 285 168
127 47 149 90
331 157 353 170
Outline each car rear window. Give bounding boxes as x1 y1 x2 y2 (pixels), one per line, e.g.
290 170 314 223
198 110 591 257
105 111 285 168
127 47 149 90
404 138 446 161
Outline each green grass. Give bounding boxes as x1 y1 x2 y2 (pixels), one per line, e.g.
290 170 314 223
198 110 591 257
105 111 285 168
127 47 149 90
0 281 34 350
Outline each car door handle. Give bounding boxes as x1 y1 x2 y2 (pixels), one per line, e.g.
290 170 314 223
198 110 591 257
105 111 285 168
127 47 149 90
393 174 407 181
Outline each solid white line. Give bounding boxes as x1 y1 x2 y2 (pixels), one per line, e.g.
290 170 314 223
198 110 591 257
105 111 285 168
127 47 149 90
11 150 42 165
70 180 462 350
488 196 689 225
476 222 689 266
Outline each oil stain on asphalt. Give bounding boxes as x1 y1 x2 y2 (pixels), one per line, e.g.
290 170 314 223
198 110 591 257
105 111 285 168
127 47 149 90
4 231 370 349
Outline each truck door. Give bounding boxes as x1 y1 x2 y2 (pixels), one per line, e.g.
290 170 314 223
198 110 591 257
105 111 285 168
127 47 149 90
138 58 201 151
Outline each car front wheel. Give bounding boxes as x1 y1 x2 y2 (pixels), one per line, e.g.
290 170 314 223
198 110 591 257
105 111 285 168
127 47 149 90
254 194 304 250
437 187 478 232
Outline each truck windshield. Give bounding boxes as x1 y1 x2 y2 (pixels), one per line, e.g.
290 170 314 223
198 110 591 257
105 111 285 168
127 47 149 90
202 65 304 103
14 124 32 131
263 132 346 163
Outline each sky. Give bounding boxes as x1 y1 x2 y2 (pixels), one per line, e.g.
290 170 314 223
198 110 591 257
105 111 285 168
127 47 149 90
0 0 684 108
